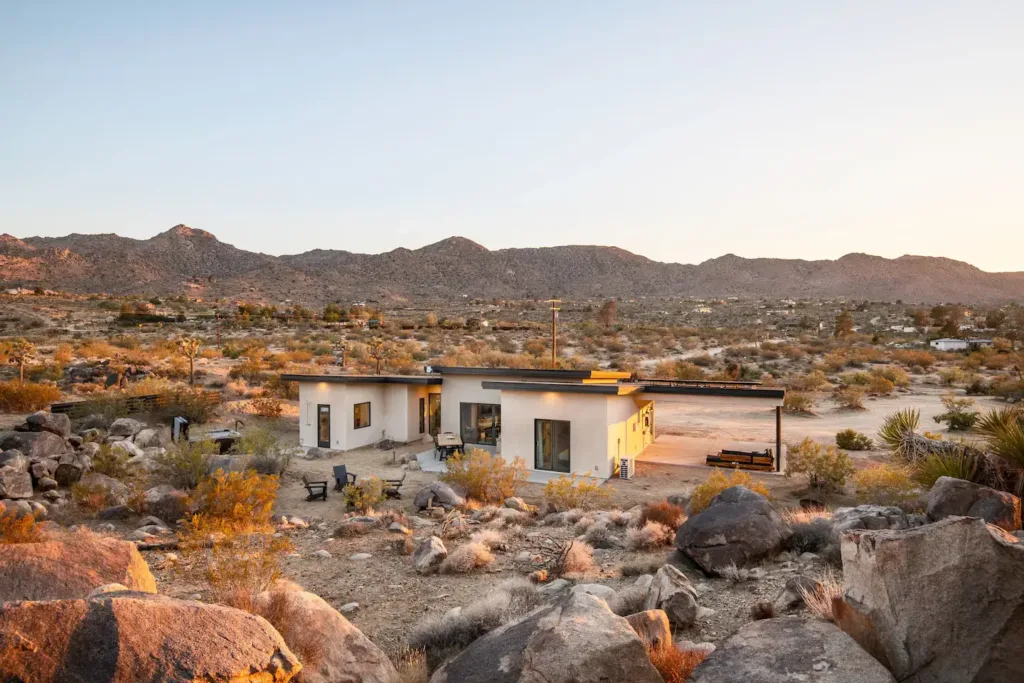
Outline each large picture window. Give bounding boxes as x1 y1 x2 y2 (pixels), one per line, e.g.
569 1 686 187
535 419 570 473
460 402 500 446
353 402 371 429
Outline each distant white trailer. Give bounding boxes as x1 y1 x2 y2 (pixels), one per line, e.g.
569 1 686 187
929 338 993 352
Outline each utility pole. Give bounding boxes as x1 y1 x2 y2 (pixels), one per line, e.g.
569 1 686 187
547 299 561 368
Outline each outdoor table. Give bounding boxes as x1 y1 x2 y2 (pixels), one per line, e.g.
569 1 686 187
436 432 463 460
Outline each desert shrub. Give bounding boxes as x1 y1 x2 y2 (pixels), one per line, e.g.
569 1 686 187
783 390 815 414
409 578 542 669
603 583 645 617
891 349 936 369
333 520 374 537
393 648 429 683
645 643 708 683
799 567 842 622
626 521 675 550
155 439 219 490
0 508 44 543
933 392 979 431
160 388 221 424
638 501 687 529
581 521 618 549
853 464 918 504
202 532 291 611
832 386 866 410
786 438 854 492
343 476 385 513
867 375 895 395
250 395 283 418
440 542 494 574
187 469 279 534
784 517 836 554
912 450 979 487
0 381 61 412
71 481 118 513
750 601 777 620
719 562 754 583
543 472 610 510
874 365 910 388
560 540 597 576
835 429 872 451
690 468 770 514
231 427 291 475
469 528 505 550
789 370 828 392
251 584 326 671
90 443 135 481
938 366 967 386
441 448 528 503
619 556 667 577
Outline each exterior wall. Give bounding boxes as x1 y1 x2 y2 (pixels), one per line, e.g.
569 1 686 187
497 390 641 479
298 382 347 450
297 382 423 451
340 384 387 450
607 397 652 474
405 385 432 445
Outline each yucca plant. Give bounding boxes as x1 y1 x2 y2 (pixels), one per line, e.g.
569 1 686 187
975 408 1024 495
912 449 980 488
877 409 922 459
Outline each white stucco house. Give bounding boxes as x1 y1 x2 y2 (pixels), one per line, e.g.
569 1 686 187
929 338 993 352
282 366 787 479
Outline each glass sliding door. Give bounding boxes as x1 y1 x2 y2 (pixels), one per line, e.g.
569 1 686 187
535 419 570 473
460 402 501 446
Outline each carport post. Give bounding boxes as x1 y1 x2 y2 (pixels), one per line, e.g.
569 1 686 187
775 406 782 472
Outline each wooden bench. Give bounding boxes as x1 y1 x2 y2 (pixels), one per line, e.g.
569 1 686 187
302 474 328 501
706 448 775 472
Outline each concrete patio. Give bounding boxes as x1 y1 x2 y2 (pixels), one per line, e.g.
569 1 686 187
635 434 787 474
414 449 584 484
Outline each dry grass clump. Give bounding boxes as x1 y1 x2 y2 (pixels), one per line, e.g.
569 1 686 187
626 521 675 550
581 521 619 549
785 438 855 493
543 473 610 510
333 520 374 537
469 528 506 550
690 468 771 514
853 463 918 505
779 506 833 526
543 507 588 526
251 582 325 670
0 509 44 544
638 501 687 530
645 643 708 683
440 448 528 503
750 600 777 620
408 577 542 669
719 562 753 583
799 567 843 623
439 542 495 574
560 540 597 576
393 648 429 683
619 556 667 577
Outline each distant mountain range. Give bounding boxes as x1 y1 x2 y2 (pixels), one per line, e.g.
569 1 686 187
1 225 1021 305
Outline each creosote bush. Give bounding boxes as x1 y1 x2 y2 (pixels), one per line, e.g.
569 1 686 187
0 509 44 543
155 439 219 490
832 386 866 410
626 521 675 550
835 429 872 451
343 476 385 513
439 541 494 574
441 448 528 503
645 643 708 683
0 381 61 412
638 500 687 529
231 427 291 476
543 472 610 511
783 391 815 414
690 468 770 514
785 438 855 492
853 463 918 505
560 540 597 576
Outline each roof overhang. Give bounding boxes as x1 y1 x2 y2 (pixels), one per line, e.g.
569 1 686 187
481 381 639 396
425 366 632 382
280 374 442 386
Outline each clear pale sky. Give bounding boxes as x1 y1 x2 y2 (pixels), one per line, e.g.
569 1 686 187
2 2 1022 271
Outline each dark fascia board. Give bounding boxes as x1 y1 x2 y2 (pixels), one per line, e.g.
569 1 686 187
425 365 592 380
481 380 630 395
280 374 442 386
639 384 786 400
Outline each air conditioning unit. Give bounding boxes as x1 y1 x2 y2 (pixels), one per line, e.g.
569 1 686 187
619 458 633 480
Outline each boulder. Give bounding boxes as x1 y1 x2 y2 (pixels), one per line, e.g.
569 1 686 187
642 564 699 627
108 417 145 437
0 466 33 499
675 486 790 574
625 609 672 649
504 497 536 513
25 411 72 438
690 616 894 683
571 583 617 600
142 485 189 521
831 505 910 533
0 499 34 519
430 592 663 683
126 454 161 474
835 517 1024 682
926 476 1021 532
79 472 129 505
0 530 157 601
298 446 341 460
78 441 101 458
773 574 821 613
110 439 145 459
0 449 29 472
29 457 57 480
0 592 300 682
0 431 66 459
36 476 58 492
413 536 448 574
414 481 466 510
133 428 160 448
253 588 398 683
54 451 91 486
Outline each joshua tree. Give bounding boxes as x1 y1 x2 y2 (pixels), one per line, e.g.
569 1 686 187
368 338 391 375
176 336 202 386
833 311 854 338
3 338 35 382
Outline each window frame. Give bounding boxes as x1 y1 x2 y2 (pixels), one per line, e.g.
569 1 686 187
534 418 571 473
459 401 501 446
353 401 371 430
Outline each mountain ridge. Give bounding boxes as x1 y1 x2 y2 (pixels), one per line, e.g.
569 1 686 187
3 226 1021 305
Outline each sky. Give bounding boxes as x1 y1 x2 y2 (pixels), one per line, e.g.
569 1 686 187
1 2 1022 271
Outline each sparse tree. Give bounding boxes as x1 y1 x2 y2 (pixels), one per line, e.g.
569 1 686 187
911 309 929 328
986 310 1007 330
940 317 960 337
597 300 617 329
368 338 391 375
2 339 35 383
176 336 202 386
834 311 854 338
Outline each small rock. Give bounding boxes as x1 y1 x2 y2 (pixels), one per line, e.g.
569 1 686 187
538 578 571 594
349 552 372 561
339 602 359 615
313 549 333 559
37 476 58 492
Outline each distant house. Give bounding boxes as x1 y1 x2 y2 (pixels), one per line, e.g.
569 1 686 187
929 338 993 352
693 306 713 314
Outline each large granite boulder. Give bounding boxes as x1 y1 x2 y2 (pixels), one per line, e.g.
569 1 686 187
133 428 160 448
0 530 157 601
430 592 663 683
79 472 130 505
108 417 145 438
675 486 790 574
690 616 894 683
926 476 1021 532
624 609 672 649
0 466 32 499
110 438 145 459
0 592 300 682
0 449 29 472
0 431 66 459
141 484 190 522
642 564 699 627
835 517 1024 683
24 411 72 438
414 481 466 510
254 587 398 683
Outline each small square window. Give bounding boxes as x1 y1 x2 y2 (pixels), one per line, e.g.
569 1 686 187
354 402 371 429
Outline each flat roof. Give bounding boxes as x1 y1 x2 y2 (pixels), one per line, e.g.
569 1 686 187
425 366 632 381
481 381 639 395
280 374 442 386
482 380 785 400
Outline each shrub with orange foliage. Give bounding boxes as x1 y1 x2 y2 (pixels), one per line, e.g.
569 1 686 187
0 509 44 544
646 643 708 683
639 501 687 529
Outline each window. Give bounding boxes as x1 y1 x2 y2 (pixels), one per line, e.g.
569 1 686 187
353 402 371 429
419 397 426 434
535 419 570 473
460 402 500 446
